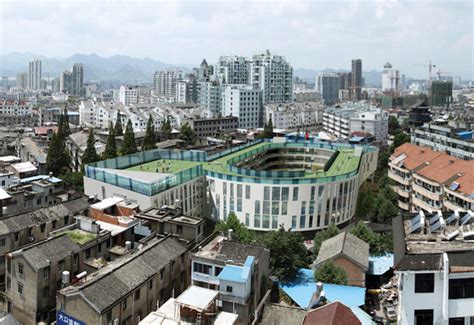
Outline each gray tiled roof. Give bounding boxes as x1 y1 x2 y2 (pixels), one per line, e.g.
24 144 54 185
0 196 89 235
22 234 81 270
73 237 187 313
260 304 306 325
217 241 268 265
315 232 369 270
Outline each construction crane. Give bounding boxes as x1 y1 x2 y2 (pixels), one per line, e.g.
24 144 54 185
414 60 436 88
435 69 452 81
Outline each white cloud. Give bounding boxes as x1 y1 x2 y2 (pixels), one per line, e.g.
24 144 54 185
0 0 472 79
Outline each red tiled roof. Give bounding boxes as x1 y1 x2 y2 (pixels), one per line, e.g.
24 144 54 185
303 302 361 325
391 143 442 171
34 126 58 135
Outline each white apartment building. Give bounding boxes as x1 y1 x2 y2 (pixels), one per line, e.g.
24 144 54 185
323 103 389 145
265 102 323 130
28 59 42 90
217 56 250 84
393 214 474 325
119 85 139 106
382 62 400 92
221 85 262 129
175 80 188 104
198 82 222 116
153 70 179 98
250 50 293 104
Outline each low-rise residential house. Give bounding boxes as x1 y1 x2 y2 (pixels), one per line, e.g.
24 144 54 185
57 236 189 325
139 285 238 324
190 235 271 324
67 129 106 172
314 232 369 287
136 206 204 247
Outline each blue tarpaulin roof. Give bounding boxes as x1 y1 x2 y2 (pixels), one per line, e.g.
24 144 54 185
349 136 366 142
457 131 473 139
280 268 365 308
368 254 394 275
20 175 62 184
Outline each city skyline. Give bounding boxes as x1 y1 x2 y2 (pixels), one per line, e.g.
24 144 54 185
1 0 472 80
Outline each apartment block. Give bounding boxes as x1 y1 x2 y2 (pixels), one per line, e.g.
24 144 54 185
388 143 474 213
190 235 270 323
57 236 189 325
221 84 262 129
119 85 139 106
265 102 323 130
0 100 34 127
186 116 238 138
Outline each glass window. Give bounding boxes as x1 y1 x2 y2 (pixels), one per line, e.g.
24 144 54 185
300 215 306 229
255 200 261 214
230 183 234 196
449 278 474 299
237 184 242 198
293 188 298 201
272 201 279 215
311 186 316 198
254 214 261 228
291 216 297 229
263 201 270 215
272 216 278 229
415 273 434 293
230 197 234 212
281 202 288 215
301 202 306 215
272 187 280 201
264 187 270 201
281 187 289 201
245 185 250 199
245 213 250 226
223 182 227 195
262 215 270 228
414 310 433 325
237 198 242 212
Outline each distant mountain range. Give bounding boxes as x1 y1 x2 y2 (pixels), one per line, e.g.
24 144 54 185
1 52 382 85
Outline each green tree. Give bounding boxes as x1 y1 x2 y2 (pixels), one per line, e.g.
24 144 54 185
260 227 311 281
46 133 71 176
62 107 71 137
57 112 65 139
61 171 84 192
103 122 118 159
81 128 100 170
350 221 391 256
214 212 256 244
388 116 401 135
262 116 274 138
161 116 172 140
393 132 410 149
142 116 157 151
314 261 348 285
179 122 196 147
115 111 124 136
122 120 138 155
313 224 340 256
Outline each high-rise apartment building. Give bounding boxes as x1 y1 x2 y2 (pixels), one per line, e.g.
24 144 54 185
222 84 262 129
381 62 400 92
351 59 362 100
153 70 178 97
315 73 340 104
16 73 28 89
60 70 73 94
1 77 8 90
119 85 139 106
250 50 293 104
198 81 222 116
431 80 453 107
28 59 42 90
71 63 84 96
217 56 250 84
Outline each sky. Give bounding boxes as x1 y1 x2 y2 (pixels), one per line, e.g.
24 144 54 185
1 0 473 79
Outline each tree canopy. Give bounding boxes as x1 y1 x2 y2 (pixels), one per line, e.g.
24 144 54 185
179 122 196 147
121 120 138 155
161 116 172 140
261 116 274 138
260 227 311 281
388 116 401 135
103 121 118 159
214 212 256 244
314 261 348 285
313 224 340 256
142 115 157 151
81 128 100 170
350 221 392 256
393 132 410 149
62 107 71 138
46 132 71 176
115 111 123 136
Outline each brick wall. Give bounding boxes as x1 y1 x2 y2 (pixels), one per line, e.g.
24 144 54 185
333 256 366 287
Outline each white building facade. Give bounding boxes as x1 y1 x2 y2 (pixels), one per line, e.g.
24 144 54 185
382 62 400 92
28 59 42 90
265 102 323 130
119 85 139 106
222 85 262 129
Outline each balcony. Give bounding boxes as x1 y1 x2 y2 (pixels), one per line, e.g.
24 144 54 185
444 199 468 213
192 272 219 285
412 196 440 213
392 186 410 198
412 183 442 202
398 200 409 210
219 291 250 305
388 170 411 186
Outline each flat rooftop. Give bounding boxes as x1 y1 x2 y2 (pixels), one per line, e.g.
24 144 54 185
127 159 201 174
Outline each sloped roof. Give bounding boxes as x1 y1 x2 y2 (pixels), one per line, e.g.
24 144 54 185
216 240 268 265
315 232 369 270
303 302 361 325
72 237 187 313
260 304 306 325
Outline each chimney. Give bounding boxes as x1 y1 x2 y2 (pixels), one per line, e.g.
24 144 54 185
62 271 70 286
125 241 132 251
228 229 233 240
49 172 53 179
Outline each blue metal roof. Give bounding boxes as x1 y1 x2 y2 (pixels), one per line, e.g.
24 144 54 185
20 175 62 184
368 254 394 275
350 136 366 142
280 268 365 308
217 265 248 283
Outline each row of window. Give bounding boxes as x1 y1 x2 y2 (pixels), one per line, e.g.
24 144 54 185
414 274 474 300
